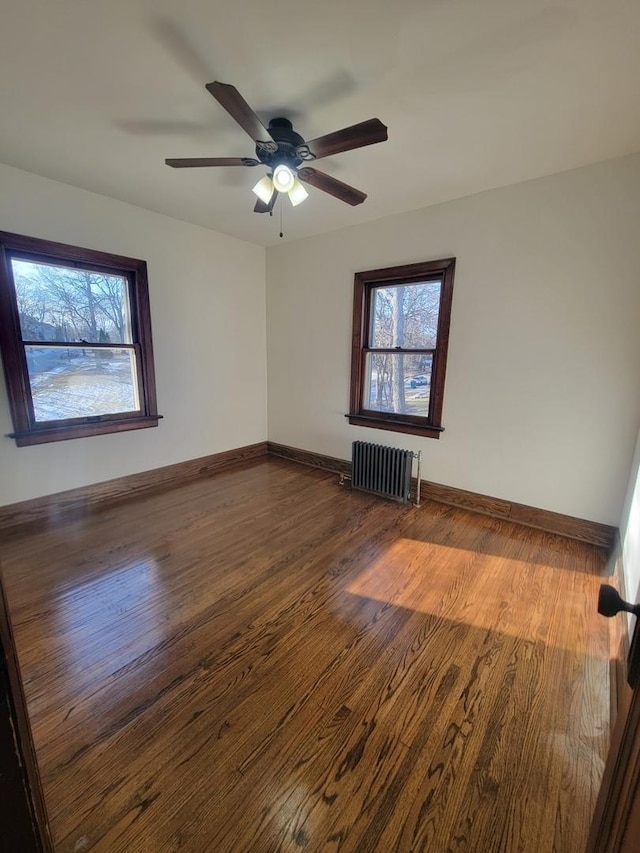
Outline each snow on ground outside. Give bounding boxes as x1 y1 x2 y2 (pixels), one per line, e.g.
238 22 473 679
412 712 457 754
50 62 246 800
28 352 138 421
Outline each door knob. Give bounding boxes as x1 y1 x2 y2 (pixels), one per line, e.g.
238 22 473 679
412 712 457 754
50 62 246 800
598 584 640 618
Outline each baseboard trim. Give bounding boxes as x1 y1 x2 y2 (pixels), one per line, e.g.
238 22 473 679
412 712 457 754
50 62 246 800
1 438 617 550
421 479 616 549
0 441 268 536
267 442 351 477
267 441 617 550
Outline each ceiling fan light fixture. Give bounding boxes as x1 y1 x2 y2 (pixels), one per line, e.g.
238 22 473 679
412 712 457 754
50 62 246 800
272 163 295 194
252 174 275 204
288 179 309 207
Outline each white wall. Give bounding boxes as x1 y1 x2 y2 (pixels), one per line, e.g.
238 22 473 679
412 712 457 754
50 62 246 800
266 153 640 526
0 164 267 505
619 428 640 620
3 156 639 524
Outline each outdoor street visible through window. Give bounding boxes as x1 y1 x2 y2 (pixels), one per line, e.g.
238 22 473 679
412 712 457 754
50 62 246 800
366 281 441 417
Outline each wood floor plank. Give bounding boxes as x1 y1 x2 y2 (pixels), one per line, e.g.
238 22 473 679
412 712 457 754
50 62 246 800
0 458 611 852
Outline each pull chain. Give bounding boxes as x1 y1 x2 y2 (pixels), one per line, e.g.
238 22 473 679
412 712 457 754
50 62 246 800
267 194 284 238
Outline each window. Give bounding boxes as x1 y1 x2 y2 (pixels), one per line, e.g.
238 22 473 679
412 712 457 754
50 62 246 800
0 231 160 446
348 258 455 439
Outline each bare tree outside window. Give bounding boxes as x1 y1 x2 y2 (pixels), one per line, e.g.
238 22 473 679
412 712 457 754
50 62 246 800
0 231 159 446
349 259 455 439
367 281 441 416
11 260 138 422
13 261 130 344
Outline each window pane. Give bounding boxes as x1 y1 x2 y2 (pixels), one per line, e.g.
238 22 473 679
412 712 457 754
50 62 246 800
25 346 140 422
370 281 441 349
11 259 132 344
364 353 432 416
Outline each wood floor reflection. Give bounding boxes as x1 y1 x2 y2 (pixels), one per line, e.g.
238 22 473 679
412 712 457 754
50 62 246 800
0 459 610 852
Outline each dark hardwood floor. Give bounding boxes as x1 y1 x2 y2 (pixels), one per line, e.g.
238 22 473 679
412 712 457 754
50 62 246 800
0 458 610 852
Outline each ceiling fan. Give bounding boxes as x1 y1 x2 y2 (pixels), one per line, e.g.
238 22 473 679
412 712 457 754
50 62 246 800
165 81 388 213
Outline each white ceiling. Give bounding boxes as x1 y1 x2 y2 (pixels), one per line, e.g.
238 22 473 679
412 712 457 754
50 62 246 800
1 0 639 247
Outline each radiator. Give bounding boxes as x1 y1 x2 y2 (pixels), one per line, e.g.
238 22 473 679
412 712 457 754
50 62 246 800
351 441 416 503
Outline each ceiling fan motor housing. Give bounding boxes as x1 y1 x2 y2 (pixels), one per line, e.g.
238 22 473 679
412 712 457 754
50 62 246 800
256 117 307 171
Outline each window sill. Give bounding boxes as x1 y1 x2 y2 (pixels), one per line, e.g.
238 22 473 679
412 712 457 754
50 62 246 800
346 413 444 439
9 415 162 447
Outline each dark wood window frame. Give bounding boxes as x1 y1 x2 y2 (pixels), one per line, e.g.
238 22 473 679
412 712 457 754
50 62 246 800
0 231 160 447
348 258 455 439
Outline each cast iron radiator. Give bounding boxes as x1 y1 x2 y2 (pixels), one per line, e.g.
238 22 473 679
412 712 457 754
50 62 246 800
351 441 416 503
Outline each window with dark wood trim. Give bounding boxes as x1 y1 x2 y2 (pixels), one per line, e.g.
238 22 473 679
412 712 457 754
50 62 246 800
348 258 455 439
0 231 160 447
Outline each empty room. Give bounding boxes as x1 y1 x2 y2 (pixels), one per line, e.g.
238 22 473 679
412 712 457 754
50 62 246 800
1 1 640 851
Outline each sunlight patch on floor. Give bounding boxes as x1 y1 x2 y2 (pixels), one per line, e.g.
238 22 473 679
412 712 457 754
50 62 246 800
345 538 606 655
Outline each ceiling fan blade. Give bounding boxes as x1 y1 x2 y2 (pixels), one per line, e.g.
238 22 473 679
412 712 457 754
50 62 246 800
297 167 367 206
205 81 274 144
165 157 259 168
302 118 387 160
254 193 277 214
